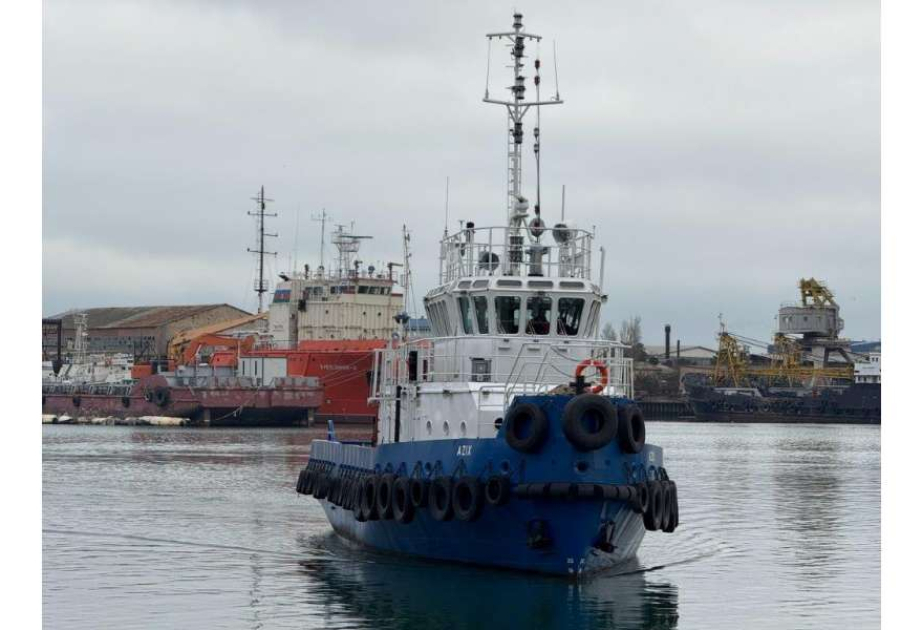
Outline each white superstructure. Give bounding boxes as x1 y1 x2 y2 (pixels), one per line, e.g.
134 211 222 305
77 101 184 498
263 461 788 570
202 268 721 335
370 15 632 445
854 352 881 384
268 225 404 345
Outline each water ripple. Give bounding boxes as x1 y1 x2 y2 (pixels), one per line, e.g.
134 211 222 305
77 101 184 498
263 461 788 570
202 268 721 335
43 423 879 629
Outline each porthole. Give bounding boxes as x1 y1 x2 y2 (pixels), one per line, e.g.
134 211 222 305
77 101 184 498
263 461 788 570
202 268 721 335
460 421 467 436
442 421 450 435
426 420 432 435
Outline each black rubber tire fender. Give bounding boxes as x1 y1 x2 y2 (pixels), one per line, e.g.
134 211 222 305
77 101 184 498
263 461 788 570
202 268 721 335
452 476 484 522
361 475 379 520
643 481 664 531
409 478 429 508
503 402 550 453
392 477 415 524
121 396 131 408
314 473 330 500
428 476 454 521
354 479 368 520
660 481 674 531
72 395 81 407
562 394 619 452
617 405 646 454
329 476 341 505
338 479 350 508
153 387 170 408
353 480 365 515
484 475 511 507
375 473 395 519
663 481 679 532
633 482 649 514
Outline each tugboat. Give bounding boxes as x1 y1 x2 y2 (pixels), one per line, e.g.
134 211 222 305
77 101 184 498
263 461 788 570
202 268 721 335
296 13 679 577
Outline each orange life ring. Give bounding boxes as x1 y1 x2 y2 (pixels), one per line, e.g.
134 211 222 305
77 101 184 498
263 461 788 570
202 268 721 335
575 359 609 394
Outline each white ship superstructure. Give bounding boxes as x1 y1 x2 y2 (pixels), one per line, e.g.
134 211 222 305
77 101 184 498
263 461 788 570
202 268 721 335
854 351 881 384
268 225 403 345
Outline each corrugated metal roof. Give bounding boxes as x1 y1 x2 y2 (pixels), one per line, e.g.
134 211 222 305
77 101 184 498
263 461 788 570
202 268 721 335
50 304 251 330
168 312 268 347
645 345 717 359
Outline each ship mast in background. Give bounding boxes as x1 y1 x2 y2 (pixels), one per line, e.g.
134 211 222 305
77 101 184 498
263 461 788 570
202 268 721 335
247 186 277 313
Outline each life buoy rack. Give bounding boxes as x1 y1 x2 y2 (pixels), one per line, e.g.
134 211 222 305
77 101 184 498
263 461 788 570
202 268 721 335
575 359 609 394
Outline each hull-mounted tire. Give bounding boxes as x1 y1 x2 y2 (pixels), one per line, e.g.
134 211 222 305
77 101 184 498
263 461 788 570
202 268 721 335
428 476 454 521
503 402 549 453
392 476 415 524
452 476 484 522
617 405 646 454
376 473 396 520
643 480 664 531
562 394 619 451
485 475 511 507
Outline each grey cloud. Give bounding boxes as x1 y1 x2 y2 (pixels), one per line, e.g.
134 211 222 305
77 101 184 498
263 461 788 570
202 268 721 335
43 0 880 345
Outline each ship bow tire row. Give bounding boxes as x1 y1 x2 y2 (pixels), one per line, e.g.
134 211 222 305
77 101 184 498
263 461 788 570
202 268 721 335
504 395 646 455
512 479 678 533
296 464 677 532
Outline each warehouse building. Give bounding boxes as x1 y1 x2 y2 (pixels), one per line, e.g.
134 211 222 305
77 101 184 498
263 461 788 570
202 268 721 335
45 304 252 359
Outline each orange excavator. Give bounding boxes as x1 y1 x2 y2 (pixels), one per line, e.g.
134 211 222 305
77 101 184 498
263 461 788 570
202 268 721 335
172 333 256 366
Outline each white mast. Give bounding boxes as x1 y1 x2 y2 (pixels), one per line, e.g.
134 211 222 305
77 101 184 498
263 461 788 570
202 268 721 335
311 208 329 276
484 13 562 271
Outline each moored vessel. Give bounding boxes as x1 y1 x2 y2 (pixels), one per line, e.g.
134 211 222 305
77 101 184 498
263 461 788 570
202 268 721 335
686 279 881 424
296 14 680 576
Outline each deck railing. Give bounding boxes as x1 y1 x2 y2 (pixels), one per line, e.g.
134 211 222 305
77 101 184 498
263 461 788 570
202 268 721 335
439 225 594 283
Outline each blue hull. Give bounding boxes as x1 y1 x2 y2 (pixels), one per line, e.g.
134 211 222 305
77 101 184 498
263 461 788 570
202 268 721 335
301 396 669 577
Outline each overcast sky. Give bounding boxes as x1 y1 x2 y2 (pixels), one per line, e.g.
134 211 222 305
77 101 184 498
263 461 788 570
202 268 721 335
43 0 879 347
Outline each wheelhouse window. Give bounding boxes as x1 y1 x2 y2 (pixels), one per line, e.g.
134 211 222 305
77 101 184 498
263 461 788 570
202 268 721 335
557 298 585 336
586 300 601 336
525 296 552 336
495 296 521 335
435 301 449 335
457 296 474 334
424 302 439 335
472 296 489 334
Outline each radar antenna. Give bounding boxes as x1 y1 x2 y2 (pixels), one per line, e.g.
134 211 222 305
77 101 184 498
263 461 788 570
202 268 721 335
330 224 372 278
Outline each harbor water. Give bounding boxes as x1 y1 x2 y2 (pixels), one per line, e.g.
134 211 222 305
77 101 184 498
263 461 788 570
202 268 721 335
43 423 880 629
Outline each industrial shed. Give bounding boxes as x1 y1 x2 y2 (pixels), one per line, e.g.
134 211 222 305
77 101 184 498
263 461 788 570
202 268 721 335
46 304 252 358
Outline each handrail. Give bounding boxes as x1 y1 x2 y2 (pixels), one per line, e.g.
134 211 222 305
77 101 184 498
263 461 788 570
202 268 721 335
439 225 595 283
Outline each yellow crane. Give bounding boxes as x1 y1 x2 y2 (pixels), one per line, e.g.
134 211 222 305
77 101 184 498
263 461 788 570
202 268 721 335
798 277 837 309
712 323 853 387
712 318 750 387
